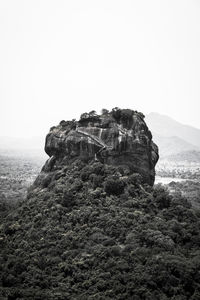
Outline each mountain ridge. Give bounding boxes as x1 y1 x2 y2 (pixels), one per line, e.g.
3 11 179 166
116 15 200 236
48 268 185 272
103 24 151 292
146 112 200 149
146 113 200 161
152 133 199 158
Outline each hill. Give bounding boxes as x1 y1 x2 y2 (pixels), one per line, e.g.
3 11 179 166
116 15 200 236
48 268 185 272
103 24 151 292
1 108 200 299
152 134 199 158
146 113 200 162
146 112 200 149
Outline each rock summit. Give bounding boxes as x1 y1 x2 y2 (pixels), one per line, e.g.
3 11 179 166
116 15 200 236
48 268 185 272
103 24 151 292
43 108 158 185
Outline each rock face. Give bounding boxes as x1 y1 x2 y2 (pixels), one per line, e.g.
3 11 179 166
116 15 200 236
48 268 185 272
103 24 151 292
42 109 158 186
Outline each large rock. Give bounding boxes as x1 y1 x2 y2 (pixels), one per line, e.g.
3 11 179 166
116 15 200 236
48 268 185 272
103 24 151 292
42 108 158 186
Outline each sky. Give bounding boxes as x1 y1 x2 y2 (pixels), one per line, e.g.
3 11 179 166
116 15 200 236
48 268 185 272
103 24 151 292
0 0 200 138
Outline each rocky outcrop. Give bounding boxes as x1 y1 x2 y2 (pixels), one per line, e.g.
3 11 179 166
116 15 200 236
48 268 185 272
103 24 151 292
42 108 158 186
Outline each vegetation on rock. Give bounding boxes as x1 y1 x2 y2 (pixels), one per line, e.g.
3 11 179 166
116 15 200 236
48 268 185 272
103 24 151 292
1 158 200 299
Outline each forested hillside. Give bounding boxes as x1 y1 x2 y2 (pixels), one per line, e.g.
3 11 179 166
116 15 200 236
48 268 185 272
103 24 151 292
1 109 200 299
1 160 200 299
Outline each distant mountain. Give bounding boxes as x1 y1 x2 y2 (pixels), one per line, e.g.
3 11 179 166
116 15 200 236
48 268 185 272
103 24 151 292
164 150 200 163
146 112 200 148
146 113 200 158
152 133 199 157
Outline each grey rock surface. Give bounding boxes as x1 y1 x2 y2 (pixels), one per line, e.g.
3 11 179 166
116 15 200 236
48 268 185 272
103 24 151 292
42 109 159 185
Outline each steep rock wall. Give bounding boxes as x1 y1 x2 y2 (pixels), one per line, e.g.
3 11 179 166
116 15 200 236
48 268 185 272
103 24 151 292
42 109 159 186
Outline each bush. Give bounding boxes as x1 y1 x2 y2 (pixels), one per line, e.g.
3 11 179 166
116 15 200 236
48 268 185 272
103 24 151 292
101 108 109 115
153 185 171 209
127 173 143 185
80 166 92 181
61 189 75 207
90 174 104 189
104 178 125 195
59 120 66 126
128 184 140 197
42 174 52 188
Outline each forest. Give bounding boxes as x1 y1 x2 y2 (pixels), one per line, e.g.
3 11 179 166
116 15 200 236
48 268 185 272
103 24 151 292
0 158 200 299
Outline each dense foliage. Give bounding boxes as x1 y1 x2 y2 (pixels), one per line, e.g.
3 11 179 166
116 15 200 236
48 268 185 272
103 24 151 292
1 159 200 299
168 180 200 209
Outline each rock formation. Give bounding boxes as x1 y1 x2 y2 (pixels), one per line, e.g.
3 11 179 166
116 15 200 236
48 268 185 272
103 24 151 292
2 109 200 300
42 108 159 186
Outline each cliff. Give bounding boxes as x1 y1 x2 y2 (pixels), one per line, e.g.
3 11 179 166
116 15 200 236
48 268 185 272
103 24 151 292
41 108 159 186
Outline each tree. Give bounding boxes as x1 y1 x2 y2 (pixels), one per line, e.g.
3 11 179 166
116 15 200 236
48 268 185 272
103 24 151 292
89 110 97 117
101 108 109 115
121 109 133 121
80 113 89 120
111 107 121 121
104 178 125 195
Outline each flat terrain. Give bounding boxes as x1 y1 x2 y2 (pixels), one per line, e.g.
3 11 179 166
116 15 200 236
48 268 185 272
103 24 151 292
0 151 46 211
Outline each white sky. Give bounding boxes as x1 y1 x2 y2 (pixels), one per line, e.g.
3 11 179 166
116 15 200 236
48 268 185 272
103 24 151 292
0 0 200 137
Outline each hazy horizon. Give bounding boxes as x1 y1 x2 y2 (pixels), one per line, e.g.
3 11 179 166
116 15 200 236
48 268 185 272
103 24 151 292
0 111 200 139
1 1 200 138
